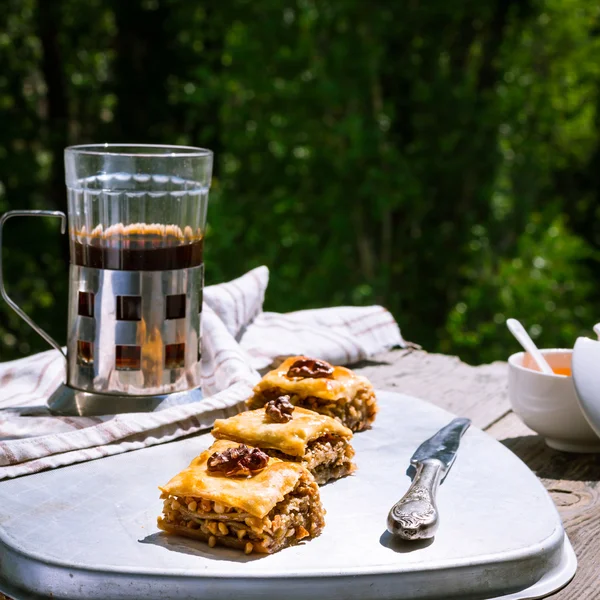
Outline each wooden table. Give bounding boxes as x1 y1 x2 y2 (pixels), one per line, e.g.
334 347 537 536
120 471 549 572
353 349 600 599
1 349 598 599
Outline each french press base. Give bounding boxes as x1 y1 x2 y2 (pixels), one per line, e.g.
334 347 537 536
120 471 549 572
46 384 204 416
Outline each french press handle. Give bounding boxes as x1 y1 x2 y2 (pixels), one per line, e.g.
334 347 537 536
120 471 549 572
0 210 67 359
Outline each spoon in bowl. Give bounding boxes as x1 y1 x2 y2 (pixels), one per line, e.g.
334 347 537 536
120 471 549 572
506 318 554 375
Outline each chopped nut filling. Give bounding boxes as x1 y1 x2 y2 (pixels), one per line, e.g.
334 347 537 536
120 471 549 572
266 435 356 485
250 386 377 432
158 472 325 554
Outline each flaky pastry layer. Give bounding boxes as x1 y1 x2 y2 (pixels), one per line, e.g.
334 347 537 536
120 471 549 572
212 406 352 457
159 439 306 519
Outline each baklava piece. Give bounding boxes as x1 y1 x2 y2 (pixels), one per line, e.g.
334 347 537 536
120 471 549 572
247 356 377 432
157 440 325 554
212 400 356 485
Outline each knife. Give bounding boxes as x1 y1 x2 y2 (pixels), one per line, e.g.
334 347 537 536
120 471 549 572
387 417 471 541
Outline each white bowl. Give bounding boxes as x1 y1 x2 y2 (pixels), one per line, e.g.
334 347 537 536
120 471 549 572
508 349 600 453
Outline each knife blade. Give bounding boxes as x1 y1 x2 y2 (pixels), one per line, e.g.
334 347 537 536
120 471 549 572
387 417 471 541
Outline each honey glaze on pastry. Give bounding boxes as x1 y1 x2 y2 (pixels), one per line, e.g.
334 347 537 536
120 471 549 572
212 406 357 484
158 440 325 554
248 356 377 432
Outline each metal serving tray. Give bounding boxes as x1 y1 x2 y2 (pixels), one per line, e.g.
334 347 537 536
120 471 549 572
0 391 576 600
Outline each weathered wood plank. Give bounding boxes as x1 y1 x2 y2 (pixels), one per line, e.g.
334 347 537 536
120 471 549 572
353 350 511 429
485 409 535 439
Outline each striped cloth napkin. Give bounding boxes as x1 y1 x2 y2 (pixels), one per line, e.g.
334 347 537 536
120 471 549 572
0 266 404 479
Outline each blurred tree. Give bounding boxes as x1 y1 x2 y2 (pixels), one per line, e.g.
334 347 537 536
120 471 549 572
0 0 68 357
444 0 600 361
0 0 598 364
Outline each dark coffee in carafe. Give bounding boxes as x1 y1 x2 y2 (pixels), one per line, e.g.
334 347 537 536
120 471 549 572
71 223 204 271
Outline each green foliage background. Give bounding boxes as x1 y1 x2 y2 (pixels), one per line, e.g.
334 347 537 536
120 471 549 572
1 0 599 364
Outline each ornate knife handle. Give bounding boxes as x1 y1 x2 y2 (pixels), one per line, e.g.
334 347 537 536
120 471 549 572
387 458 443 540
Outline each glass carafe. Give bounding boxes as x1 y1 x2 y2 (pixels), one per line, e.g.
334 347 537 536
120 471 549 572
0 144 213 413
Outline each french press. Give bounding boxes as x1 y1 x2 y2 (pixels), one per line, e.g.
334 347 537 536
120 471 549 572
0 144 212 415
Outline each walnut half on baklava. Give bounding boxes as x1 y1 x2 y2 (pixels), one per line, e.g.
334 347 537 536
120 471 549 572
212 402 356 485
157 440 325 554
248 356 377 432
